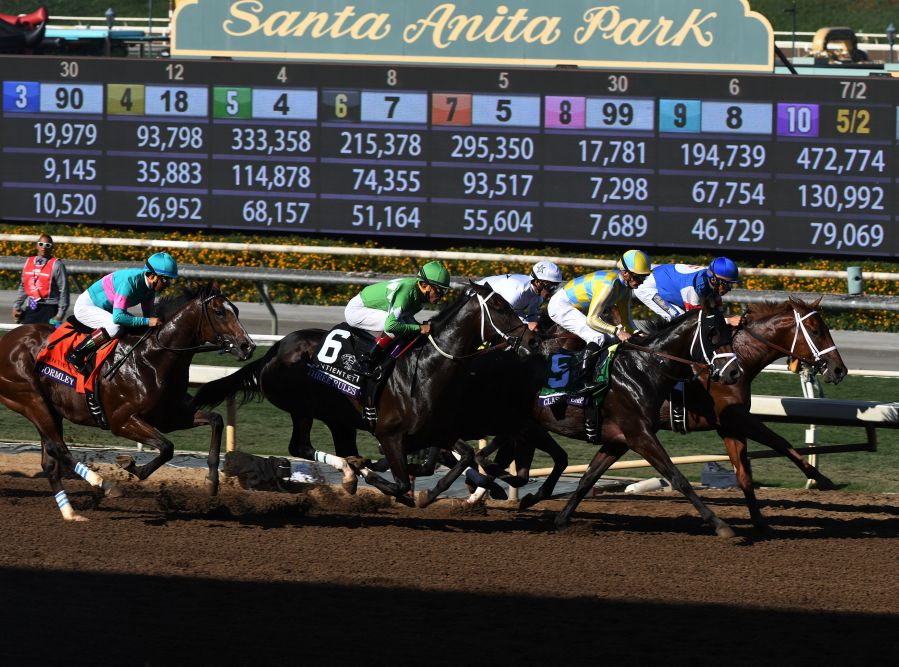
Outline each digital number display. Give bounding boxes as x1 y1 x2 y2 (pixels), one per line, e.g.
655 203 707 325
0 56 896 256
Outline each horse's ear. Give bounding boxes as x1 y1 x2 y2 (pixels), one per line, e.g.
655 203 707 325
810 296 823 309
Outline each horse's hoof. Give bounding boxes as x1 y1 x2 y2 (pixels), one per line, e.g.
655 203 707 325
518 493 539 511
103 482 124 499
342 477 358 495
714 521 736 538
813 477 837 491
65 513 89 522
394 494 415 508
553 517 569 531
115 455 137 475
416 490 432 508
204 477 219 496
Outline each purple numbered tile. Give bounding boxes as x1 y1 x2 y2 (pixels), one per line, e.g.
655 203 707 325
545 96 585 129
777 103 819 137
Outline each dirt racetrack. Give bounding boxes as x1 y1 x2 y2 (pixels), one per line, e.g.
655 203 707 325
1 452 897 666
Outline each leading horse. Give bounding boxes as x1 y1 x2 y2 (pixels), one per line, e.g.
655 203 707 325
0 283 256 520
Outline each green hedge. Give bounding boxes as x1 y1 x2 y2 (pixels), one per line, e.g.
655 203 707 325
2 222 896 331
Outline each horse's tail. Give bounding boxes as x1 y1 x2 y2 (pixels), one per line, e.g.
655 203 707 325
192 340 280 410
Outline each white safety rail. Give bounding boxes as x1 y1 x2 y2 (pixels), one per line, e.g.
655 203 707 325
183 363 899 474
2 233 898 281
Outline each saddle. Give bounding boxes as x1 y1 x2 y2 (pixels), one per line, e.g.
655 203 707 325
34 320 118 429
306 323 408 429
538 345 618 444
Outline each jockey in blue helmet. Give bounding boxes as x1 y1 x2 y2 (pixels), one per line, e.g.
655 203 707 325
634 256 741 326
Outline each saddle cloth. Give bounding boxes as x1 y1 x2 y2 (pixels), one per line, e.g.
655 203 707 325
305 323 374 400
538 344 618 408
34 322 118 394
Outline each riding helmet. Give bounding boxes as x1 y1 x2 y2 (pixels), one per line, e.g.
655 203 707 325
531 260 563 283
709 256 740 283
617 249 651 275
417 261 451 289
145 252 179 279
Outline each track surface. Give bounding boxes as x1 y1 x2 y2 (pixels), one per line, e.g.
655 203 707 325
1 453 897 666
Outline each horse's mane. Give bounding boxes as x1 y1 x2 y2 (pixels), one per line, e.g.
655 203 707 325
634 310 694 342
744 297 817 322
429 289 474 325
154 282 219 320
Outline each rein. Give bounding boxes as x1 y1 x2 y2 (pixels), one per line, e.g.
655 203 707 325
426 291 525 361
153 294 236 354
621 312 739 380
740 307 837 372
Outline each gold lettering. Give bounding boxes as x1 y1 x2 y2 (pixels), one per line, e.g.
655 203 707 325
223 0 263 37
348 14 391 40
405 3 560 48
610 18 652 45
574 6 620 45
404 4 455 47
670 9 716 47
265 11 301 37
575 6 716 48
521 17 560 44
286 12 329 38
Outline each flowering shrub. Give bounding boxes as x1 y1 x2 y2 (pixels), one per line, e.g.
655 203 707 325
2 223 896 330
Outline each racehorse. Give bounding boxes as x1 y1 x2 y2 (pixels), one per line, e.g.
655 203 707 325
654 297 846 528
472 298 745 536
193 281 546 506
0 283 256 520
481 297 846 531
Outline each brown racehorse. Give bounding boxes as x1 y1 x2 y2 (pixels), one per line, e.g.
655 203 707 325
0 283 255 521
481 297 847 531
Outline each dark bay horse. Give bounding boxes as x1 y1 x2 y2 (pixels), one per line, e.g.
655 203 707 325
483 297 847 531
0 283 255 520
194 282 546 506
473 299 745 536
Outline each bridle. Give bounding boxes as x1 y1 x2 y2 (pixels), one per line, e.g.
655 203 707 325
623 311 739 381
427 290 527 361
741 307 837 374
154 294 243 354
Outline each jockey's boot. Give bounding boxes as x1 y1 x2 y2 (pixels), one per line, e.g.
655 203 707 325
65 328 110 373
356 334 392 379
578 341 602 392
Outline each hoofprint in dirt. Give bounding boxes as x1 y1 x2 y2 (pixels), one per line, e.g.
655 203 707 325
1 452 896 664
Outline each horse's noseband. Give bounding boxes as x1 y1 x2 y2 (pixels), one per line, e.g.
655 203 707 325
693 312 738 381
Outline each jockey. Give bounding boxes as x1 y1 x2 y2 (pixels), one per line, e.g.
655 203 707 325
345 260 451 377
476 260 564 331
634 256 742 326
547 249 651 391
65 252 178 372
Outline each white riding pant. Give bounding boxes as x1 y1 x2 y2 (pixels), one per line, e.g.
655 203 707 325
344 295 393 338
73 291 121 337
547 290 612 347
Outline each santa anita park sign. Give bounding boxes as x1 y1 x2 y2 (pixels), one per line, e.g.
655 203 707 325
171 0 774 72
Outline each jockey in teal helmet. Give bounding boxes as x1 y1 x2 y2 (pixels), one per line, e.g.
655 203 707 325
66 252 179 372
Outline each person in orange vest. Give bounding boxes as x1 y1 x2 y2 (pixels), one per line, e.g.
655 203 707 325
11 233 69 326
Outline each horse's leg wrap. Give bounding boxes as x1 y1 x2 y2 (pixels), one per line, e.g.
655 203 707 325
55 490 76 520
73 461 104 487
